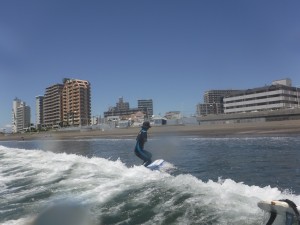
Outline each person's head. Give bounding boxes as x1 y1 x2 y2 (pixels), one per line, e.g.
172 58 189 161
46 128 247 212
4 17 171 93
142 121 151 130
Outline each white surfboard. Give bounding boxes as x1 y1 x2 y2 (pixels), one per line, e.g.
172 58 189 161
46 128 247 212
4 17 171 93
258 200 300 217
258 200 300 225
146 159 165 171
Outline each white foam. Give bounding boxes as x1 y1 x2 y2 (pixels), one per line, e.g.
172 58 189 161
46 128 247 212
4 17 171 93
1 145 299 225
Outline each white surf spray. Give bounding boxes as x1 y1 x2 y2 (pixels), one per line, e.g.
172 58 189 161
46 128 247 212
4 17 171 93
1 145 299 225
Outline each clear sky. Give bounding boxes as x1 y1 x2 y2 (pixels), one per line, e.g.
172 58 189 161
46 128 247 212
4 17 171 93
1 0 300 131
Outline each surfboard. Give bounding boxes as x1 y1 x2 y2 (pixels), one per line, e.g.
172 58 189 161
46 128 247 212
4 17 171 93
258 200 300 225
146 159 165 171
258 200 300 217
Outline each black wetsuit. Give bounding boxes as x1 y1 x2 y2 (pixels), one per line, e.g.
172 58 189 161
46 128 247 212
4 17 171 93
134 126 152 167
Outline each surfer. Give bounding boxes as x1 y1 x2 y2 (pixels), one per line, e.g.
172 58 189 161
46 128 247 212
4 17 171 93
134 121 152 167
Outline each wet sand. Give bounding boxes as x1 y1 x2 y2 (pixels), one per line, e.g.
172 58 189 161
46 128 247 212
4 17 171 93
1 120 300 141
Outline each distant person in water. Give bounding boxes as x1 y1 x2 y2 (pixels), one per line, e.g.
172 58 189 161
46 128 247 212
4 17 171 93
134 121 152 167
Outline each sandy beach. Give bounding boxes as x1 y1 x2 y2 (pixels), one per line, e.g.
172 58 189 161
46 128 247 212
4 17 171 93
1 119 300 141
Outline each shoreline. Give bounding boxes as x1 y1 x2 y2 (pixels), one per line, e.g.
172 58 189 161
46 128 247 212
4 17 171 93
1 120 300 141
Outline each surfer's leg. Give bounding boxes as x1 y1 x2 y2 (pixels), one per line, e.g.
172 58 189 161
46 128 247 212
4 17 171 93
135 150 151 166
143 160 152 167
143 150 152 166
135 144 152 167
143 150 152 159
139 150 151 167
141 153 151 166
135 148 148 164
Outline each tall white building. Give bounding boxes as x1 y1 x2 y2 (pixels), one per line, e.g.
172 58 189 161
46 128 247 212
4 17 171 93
12 98 31 133
35 96 44 129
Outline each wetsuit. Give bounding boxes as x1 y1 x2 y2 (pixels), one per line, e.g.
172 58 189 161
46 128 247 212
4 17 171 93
134 126 152 167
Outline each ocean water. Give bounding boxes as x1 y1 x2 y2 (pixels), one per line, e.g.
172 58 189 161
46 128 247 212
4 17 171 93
1 135 300 225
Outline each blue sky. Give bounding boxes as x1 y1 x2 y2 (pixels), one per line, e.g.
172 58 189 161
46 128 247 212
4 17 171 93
1 0 300 130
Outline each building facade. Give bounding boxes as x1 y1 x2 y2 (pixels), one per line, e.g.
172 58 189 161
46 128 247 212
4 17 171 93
223 79 300 114
12 97 21 133
165 111 181 120
138 99 153 118
35 96 44 129
116 97 129 111
104 107 143 119
104 97 147 119
43 84 64 127
197 90 241 116
62 78 91 126
41 79 91 128
12 98 31 133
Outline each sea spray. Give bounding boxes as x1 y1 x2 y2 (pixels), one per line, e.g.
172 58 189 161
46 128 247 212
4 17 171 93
1 136 300 224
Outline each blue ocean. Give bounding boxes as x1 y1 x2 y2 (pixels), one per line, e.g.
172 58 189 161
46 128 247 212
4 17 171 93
1 135 300 224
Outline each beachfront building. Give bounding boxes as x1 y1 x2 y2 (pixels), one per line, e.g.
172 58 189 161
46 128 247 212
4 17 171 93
104 97 147 119
198 78 300 125
62 78 91 126
104 107 143 119
152 115 167 126
41 78 91 128
130 111 146 123
223 78 300 113
12 98 31 133
197 89 241 116
138 99 153 119
165 111 181 120
197 103 220 116
116 97 129 111
35 95 44 129
43 84 64 128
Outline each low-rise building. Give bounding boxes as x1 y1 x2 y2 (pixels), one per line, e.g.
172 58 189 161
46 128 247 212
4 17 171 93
223 78 299 113
198 78 300 124
104 97 147 119
197 90 241 116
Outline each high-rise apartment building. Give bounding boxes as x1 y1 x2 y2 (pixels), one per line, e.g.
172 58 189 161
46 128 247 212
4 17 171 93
12 98 31 133
42 79 91 128
12 97 21 133
62 78 91 126
43 84 64 127
138 99 153 118
35 96 44 129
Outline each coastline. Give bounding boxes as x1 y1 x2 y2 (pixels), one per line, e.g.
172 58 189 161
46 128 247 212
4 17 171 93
1 119 300 141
